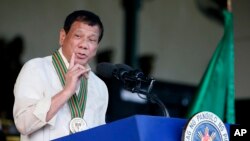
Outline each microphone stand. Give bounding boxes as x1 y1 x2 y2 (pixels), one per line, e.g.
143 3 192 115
125 77 170 117
147 91 170 117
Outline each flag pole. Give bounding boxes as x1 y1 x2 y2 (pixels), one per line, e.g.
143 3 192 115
227 0 232 12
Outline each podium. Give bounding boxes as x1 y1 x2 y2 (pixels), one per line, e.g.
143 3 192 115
53 115 230 141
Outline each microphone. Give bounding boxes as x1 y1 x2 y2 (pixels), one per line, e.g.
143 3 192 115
95 62 115 78
96 62 155 94
96 62 170 117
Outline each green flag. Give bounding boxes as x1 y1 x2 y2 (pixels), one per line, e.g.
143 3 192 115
186 9 235 124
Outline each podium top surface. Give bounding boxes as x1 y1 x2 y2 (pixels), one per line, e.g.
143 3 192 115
53 115 230 141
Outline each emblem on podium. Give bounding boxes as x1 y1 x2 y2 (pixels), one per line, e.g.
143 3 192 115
182 111 229 141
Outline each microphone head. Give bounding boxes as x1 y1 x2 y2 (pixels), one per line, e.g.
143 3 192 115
96 62 115 78
115 64 133 71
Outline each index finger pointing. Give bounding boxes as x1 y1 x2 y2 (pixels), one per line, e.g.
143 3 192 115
69 53 75 69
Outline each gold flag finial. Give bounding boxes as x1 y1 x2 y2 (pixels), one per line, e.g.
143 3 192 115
227 0 232 12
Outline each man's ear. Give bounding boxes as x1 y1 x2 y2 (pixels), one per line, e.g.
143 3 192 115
59 29 66 46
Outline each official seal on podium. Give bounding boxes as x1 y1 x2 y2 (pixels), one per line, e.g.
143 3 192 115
182 111 229 141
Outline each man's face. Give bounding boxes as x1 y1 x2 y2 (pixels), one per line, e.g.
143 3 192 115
60 21 100 66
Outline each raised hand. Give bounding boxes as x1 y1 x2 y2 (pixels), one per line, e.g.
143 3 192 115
64 53 90 96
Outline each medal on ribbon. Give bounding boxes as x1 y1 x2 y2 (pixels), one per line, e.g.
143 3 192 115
52 50 88 133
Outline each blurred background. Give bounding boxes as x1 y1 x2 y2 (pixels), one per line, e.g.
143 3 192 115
0 0 249 140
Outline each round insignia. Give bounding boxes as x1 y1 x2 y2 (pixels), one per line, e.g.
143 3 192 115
182 111 229 141
69 117 87 133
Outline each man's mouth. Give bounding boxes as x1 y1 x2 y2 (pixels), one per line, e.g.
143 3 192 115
76 53 87 59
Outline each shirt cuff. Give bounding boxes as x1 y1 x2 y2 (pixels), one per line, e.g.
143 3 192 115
33 96 57 127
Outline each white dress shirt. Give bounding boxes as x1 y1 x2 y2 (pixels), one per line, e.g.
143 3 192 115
13 49 109 141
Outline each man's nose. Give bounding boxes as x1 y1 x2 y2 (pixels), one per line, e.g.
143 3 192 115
79 39 89 49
